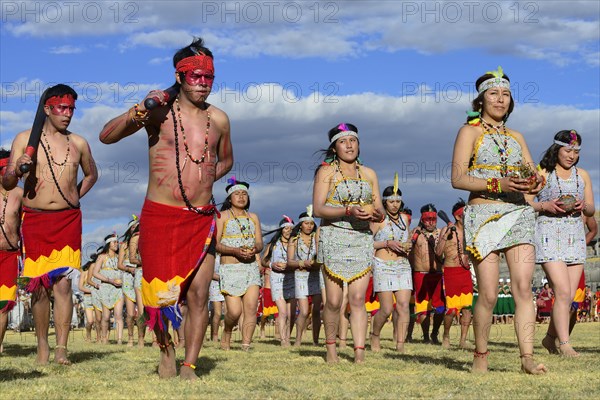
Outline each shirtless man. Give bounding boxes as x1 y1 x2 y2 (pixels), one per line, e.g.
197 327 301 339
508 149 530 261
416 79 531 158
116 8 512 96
3 84 98 365
99 37 233 380
409 204 444 344
435 199 473 349
0 149 23 353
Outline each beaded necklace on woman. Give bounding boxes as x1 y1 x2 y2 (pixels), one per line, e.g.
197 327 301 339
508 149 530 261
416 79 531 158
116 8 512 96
481 118 511 177
334 159 364 206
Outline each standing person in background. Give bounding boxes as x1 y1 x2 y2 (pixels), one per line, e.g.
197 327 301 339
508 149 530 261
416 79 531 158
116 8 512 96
530 130 595 357
216 179 263 351
370 178 412 353
118 217 140 347
313 123 384 363
0 149 22 354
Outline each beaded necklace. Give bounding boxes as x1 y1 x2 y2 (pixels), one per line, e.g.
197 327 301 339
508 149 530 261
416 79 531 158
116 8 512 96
481 118 510 177
230 209 254 241
0 190 18 251
335 160 363 205
42 130 70 181
39 137 79 209
387 212 407 236
554 167 579 196
297 231 315 261
169 102 216 215
175 97 210 174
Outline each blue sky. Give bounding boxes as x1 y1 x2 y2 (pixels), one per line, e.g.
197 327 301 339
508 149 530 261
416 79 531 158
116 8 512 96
1 1 599 259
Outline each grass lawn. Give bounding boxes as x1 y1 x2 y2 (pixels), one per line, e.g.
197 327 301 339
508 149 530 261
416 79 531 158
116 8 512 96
1 321 598 399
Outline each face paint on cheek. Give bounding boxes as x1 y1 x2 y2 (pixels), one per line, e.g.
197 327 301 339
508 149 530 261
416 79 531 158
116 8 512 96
184 71 215 87
50 104 76 116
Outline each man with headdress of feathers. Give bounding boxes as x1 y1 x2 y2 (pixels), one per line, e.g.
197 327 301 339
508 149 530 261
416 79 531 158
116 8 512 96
99 37 233 380
3 84 98 365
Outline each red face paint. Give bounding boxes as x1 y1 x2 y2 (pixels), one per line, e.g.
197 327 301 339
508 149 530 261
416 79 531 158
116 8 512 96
183 70 215 87
453 207 465 219
45 94 76 116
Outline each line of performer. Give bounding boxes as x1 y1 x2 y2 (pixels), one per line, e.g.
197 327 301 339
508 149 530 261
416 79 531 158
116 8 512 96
0 38 596 380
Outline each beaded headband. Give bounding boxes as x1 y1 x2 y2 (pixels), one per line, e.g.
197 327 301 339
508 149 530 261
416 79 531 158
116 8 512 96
330 123 358 144
298 205 314 223
477 66 510 94
280 215 294 228
554 130 580 150
127 214 139 229
226 176 249 196
383 172 401 201
105 235 118 244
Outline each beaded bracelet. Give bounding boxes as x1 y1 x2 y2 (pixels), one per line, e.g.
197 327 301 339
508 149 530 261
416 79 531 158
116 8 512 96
486 178 502 194
130 103 149 126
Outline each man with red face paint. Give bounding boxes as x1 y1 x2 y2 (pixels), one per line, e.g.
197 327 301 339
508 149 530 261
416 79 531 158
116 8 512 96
409 203 445 344
435 199 473 350
3 84 98 365
99 37 233 380
0 148 23 354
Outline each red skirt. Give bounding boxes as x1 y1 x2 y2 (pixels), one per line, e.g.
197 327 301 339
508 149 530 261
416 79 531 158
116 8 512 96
0 249 19 312
413 272 445 318
443 267 473 315
139 199 217 331
21 207 81 292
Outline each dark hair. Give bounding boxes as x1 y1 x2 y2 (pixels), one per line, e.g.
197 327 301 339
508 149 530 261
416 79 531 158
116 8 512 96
539 130 582 173
382 186 403 212
262 217 294 263
314 123 360 176
101 234 117 254
221 181 251 211
420 203 437 214
452 198 466 215
43 84 78 104
0 148 9 160
173 37 214 83
121 218 139 243
290 212 316 238
82 253 98 271
466 72 514 125
401 208 412 216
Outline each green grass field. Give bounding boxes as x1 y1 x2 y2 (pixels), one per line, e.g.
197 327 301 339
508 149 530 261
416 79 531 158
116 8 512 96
1 321 598 399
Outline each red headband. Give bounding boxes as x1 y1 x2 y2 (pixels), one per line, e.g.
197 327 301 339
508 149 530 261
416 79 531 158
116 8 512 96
453 207 465 218
421 212 437 220
45 94 75 107
176 55 214 74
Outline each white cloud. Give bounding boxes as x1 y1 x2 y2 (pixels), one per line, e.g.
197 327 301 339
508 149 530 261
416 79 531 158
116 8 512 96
48 45 84 54
2 1 598 65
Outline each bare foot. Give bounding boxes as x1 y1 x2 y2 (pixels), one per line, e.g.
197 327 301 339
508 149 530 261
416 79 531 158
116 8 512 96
471 351 489 374
241 344 251 352
220 331 231 351
54 345 71 366
325 343 339 364
442 336 451 349
157 344 177 379
431 336 440 345
127 337 134 348
370 333 381 352
138 338 145 348
338 339 347 350
396 342 405 353
293 340 302 348
176 340 185 350
542 334 559 355
520 355 548 375
36 340 50 365
180 364 198 381
354 347 365 364
281 338 291 348
459 340 473 351
558 342 579 357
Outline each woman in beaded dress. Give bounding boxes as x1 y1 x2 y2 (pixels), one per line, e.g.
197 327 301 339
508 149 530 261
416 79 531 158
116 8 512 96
287 207 323 346
262 216 296 347
92 234 124 344
451 67 547 374
313 123 384 363
216 179 264 351
118 217 140 346
369 180 413 353
78 256 97 342
87 246 103 343
529 130 595 357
